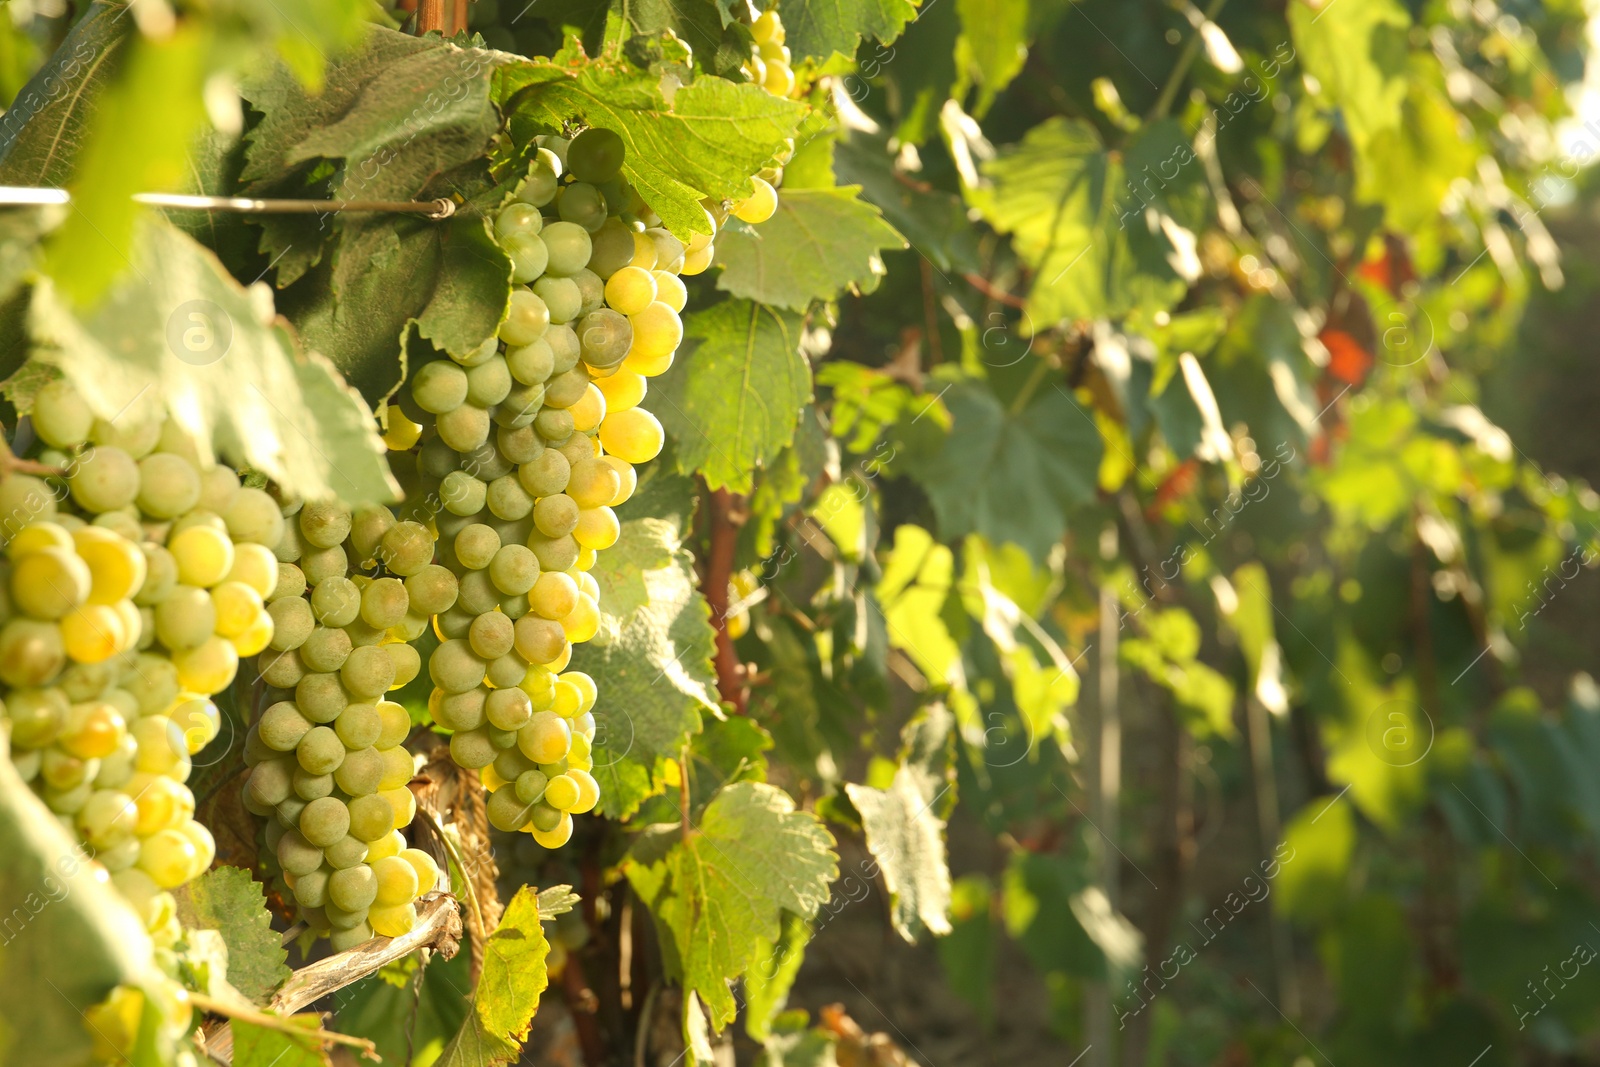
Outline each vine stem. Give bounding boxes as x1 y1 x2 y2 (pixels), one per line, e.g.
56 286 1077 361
188 993 378 1058
0 432 63 478
703 486 747 714
1148 0 1230 122
416 804 487 962
416 0 446 33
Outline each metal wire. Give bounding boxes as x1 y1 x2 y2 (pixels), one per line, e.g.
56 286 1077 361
0 186 456 218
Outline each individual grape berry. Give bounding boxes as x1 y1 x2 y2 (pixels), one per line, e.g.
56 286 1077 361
541 222 593 277
567 128 626 185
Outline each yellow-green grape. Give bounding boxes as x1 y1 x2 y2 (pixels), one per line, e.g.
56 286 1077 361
518 711 571 765
13 546 90 620
225 542 279 599
567 128 626 185
541 221 593 277
543 773 580 811
652 270 688 312
733 176 779 224
599 408 665 464
574 506 619 550
135 453 201 519
169 525 235 588
603 266 657 316
529 811 573 848
31 379 95 448
370 902 418 938
70 446 140 513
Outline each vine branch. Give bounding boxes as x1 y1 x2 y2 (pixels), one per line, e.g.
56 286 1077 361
703 486 748 714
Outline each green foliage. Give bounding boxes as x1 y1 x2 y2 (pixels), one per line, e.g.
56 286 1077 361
780 0 919 64
498 55 805 236
0 728 152 1067
570 516 718 818
173 867 289 1005
474 887 551 1043
29 217 395 504
906 378 1102 562
713 187 905 309
647 299 810 493
972 118 1206 326
627 781 838 1027
846 765 953 940
3 0 1598 1060
231 1018 331 1067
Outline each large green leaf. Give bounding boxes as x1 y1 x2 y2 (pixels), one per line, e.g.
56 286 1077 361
1289 0 1410 153
497 58 805 238
957 0 1029 114
173 866 289 1005
627 781 838 1029
646 299 810 493
972 117 1206 327
846 765 953 941
0 727 153 1067
28 217 395 503
282 211 511 404
232 1018 331 1067
241 29 513 395
242 28 500 203
834 133 983 274
475 887 550 1043
569 517 717 819
624 0 752 78
0 2 129 187
713 187 905 310
906 378 1102 563
782 0 920 63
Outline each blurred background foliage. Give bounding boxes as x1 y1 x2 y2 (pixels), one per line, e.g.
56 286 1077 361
9 0 1600 1063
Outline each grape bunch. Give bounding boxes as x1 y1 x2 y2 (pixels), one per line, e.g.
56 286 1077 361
1 376 286 954
745 8 795 98
242 499 445 949
382 127 709 848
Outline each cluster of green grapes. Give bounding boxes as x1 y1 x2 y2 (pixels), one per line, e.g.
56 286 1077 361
0 375 290 1039
242 499 444 949
381 126 728 849
744 8 795 98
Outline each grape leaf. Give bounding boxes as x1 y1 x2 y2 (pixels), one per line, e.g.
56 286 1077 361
496 59 805 238
173 866 290 1005
570 516 717 819
242 28 501 203
851 767 947 940
241 29 513 393
761 1027 838 1066
957 0 1029 114
904 378 1102 563
0 728 153 1067
1289 0 1409 153
971 117 1207 327
624 0 752 78
0 2 129 187
476 886 550 1043
744 910 810 1041
282 211 511 404
231 1018 331 1067
27 216 397 505
713 187 905 310
626 781 839 1029
781 0 920 64
434 1013 519 1067
646 299 810 493
834 133 982 274
876 524 963 689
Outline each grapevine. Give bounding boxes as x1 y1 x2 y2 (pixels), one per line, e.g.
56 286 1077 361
3 1 1594 1065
